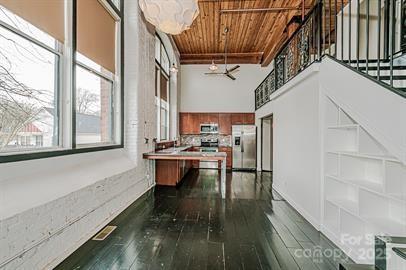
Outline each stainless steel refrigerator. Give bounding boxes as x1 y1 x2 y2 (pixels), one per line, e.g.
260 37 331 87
232 125 256 170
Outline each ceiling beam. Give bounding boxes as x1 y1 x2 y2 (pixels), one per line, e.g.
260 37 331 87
180 52 263 65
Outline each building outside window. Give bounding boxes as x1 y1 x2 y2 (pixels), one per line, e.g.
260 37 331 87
0 3 62 152
0 0 123 157
155 35 170 141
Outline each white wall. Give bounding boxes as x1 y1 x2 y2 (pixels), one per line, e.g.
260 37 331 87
0 2 168 269
256 65 322 228
180 64 272 112
256 58 406 264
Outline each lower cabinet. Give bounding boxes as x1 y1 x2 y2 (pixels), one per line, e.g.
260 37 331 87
156 159 192 186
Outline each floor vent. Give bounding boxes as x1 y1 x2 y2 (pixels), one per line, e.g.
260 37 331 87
92 225 117 241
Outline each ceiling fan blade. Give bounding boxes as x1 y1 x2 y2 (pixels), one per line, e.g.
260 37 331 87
204 72 224 75
226 73 236 80
227 65 240 73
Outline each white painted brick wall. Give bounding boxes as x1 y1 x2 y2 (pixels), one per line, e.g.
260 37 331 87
0 1 165 269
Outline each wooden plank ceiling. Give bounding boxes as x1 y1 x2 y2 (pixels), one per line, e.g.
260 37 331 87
172 0 316 66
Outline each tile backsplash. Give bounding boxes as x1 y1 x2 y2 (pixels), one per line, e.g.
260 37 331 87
181 135 232 147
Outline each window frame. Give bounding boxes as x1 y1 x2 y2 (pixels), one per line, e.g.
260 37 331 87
0 0 124 163
154 34 170 142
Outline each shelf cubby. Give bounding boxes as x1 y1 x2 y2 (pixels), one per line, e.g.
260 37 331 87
325 152 339 176
325 176 358 215
340 155 384 193
359 189 406 236
385 161 406 202
339 108 357 125
323 97 406 264
358 127 388 156
326 125 359 152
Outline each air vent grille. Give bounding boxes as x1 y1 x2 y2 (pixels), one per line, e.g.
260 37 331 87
92 225 117 241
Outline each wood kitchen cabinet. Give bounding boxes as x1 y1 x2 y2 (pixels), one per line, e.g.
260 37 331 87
179 113 190 134
191 114 200 134
156 160 181 186
156 159 193 186
244 113 255 125
231 113 255 125
180 112 254 135
231 113 245 125
199 113 219 124
179 113 200 134
219 113 232 135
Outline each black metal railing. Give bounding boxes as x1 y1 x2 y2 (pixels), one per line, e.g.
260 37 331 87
255 3 322 109
255 0 406 110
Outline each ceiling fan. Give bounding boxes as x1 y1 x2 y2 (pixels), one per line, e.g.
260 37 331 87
204 27 240 80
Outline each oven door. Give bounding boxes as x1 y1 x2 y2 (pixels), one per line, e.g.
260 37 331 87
199 147 219 169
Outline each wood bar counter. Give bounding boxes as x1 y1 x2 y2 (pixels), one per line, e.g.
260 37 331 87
143 146 227 197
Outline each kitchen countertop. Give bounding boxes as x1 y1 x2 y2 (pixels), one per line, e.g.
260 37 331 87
143 145 227 160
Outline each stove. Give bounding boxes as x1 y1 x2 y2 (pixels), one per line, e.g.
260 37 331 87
199 138 219 169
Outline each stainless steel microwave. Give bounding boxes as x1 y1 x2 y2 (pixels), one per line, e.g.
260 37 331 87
200 124 218 134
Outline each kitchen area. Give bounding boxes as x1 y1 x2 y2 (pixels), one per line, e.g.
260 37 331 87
143 112 257 188
180 112 256 170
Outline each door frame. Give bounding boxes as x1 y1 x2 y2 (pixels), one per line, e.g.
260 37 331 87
261 115 273 172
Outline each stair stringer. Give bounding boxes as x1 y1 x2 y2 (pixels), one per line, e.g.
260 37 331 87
320 57 406 165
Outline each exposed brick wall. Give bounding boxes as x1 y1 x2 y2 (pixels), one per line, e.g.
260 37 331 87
0 1 160 269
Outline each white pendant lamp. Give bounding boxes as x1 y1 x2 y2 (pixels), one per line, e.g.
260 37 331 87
209 60 218 71
139 0 199 35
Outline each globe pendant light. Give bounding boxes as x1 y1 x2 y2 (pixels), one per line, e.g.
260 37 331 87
139 0 199 35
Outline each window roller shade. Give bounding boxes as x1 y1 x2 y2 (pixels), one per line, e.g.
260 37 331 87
77 0 117 74
0 0 65 42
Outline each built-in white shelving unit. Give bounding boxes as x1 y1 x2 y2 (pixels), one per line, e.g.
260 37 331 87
322 97 406 264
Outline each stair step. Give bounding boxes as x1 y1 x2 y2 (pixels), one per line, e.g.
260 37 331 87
343 59 390 64
358 65 406 71
393 247 406 261
339 263 377 270
372 75 406 80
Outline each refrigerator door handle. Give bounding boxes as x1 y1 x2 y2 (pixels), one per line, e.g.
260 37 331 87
241 132 244 153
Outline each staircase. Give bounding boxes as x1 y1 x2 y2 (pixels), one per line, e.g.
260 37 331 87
344 59 406 96
254 1 406 269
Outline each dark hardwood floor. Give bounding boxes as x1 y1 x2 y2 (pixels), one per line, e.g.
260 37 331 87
55 170 353 270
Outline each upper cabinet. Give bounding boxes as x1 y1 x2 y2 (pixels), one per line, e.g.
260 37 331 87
179 112 255 135
244 113 255 125
180 113 200 135
199 113 219 124
231 113 245 125
231 113 255 125
219 113 232 135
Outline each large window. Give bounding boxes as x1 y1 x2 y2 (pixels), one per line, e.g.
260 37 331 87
155 35 170 141
0 3 62 152
0 0 123 159
76 0 121 146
